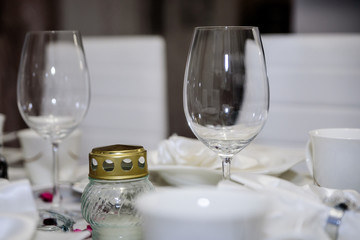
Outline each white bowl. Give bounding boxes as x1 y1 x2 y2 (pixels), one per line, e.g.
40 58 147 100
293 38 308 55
136 188 268 240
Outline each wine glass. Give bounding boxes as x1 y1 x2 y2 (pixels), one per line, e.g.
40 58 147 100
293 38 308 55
184 26 269 180
17 30 90 230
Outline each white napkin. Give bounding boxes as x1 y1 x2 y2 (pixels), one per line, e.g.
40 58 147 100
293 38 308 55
0 179 91 240
149 135 303 175
34 231 91 240
218 173 360 240
150 135 221 168
0 179 38 240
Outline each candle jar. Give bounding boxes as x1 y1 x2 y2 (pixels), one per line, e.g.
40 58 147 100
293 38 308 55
81 144 154 240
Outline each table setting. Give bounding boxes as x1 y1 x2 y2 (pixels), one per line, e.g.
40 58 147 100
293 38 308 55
146 134 305 186
1 26 360 240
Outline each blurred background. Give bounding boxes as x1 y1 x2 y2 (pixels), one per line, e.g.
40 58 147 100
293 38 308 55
1 0 360 146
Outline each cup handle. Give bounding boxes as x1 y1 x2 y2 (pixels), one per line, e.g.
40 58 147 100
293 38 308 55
305 140 314 176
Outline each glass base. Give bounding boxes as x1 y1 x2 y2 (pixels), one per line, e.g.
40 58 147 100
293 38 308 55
92 225 143 240
37 209 75 232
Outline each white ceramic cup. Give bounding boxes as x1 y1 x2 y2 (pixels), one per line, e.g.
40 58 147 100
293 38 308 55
136 188 267 240
17 128 81 187
306 128 360 192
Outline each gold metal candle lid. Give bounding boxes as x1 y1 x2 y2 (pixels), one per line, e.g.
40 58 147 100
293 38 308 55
88 144 148 180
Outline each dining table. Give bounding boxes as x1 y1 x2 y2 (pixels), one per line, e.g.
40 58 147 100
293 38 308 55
2 136 359 240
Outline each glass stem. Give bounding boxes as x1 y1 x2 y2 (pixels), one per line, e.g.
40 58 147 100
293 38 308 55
51 142 61 208
221 156 232 180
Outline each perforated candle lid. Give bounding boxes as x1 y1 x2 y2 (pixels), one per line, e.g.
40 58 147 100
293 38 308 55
88 144 148 180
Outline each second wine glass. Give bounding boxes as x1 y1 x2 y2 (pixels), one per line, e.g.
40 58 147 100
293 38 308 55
184 26 269 180
17 30 91 230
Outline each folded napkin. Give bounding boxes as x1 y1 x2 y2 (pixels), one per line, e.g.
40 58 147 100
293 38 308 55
149 135 221 169
218 173 360 240
0 179 38 240
148 135 304 175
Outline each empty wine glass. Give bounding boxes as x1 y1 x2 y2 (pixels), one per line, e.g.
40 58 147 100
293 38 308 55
184 26 269 180
17 30 90 231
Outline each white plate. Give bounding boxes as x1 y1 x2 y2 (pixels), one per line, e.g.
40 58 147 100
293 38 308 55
149 165 222 186
72 181 88 194
149 144 305 186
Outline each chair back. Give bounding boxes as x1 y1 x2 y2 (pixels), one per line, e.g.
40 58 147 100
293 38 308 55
80 36 167 162
257 34 360 147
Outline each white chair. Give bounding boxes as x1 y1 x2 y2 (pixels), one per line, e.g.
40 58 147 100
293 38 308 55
256 34 360 147
79 36 167 163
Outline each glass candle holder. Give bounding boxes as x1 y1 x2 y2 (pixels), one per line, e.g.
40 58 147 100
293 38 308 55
81 144 154 240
